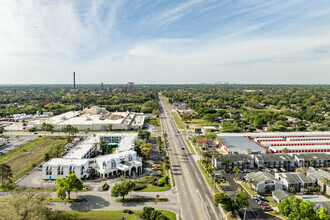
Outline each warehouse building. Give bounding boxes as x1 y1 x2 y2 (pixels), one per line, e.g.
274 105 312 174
32 106 145 131
42 133 142 180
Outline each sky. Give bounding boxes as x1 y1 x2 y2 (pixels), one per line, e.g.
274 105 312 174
1 0 330 84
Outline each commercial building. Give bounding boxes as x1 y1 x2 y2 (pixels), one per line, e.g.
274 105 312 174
248 133 330 154
42 133 142 180
32 106 145 131
215 135 266 155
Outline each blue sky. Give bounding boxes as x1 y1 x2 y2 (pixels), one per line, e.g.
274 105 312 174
1 0 330 84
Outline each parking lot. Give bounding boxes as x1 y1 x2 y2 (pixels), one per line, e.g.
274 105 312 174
0 135 36 152
221 172 280 220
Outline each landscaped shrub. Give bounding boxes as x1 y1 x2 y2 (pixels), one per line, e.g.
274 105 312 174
123 209 133 214
133 184 147 191
101 182 109 191
157 175 168 186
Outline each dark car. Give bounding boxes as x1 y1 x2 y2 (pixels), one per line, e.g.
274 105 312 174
182 147 185 150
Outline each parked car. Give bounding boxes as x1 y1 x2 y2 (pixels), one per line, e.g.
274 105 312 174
262 206 272 211
273 168 278 173
260 204 269 207
265 168 272 172
280 168 286 172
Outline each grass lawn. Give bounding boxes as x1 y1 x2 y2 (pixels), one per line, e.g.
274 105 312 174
266 196 278 208
184 139 196 155
60 210 176 220
170 112 186 130
115 198 169 202
163 96 170 105
226 212 238 220
0 136 67 182
240 182 257 196
197 161 218 193
139 184 171 192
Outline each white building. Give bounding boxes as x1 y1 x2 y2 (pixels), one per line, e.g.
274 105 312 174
32 106 145 131
42 133 143 180
247 172 283 193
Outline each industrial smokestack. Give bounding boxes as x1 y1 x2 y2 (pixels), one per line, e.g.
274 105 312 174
73 72 76 94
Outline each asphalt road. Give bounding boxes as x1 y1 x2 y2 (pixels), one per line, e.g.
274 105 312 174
159 95 224 220
222 173 280 220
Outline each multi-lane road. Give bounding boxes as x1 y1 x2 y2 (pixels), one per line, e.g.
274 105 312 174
159 95 224 220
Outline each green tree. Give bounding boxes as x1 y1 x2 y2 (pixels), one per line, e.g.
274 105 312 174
317 207 330 220
55 173 83 200
224 159 231 170
0 163 13 187
283 148 289 153
0 127 4 134
0 188 54 220
138 130 151 140
107 124 113 131
140 143 154 159
111 179 136 201
205 131 217 141
278 196 317 220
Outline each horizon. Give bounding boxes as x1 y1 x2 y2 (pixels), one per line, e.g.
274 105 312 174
1 1 330 84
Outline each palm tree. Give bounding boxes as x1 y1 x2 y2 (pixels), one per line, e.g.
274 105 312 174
321 177 330 192
233 167 241 180
308 158 314 167
246 148 252 155
107 124 113 131
224 159 231 170
241 159 246 169
283 148 289 153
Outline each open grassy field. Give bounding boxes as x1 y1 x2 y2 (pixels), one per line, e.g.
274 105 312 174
0 136 67 182
60 210 176 220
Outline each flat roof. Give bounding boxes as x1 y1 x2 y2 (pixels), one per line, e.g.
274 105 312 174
216 131 330 137
44 158 90 166
218 136 266 154
270 145 330 152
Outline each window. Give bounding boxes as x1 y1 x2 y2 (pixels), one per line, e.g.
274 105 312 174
111 160 116 168
81 166 84 175
128 155 133 162
46 166 52 175
57 166 63 175
69 166 75 174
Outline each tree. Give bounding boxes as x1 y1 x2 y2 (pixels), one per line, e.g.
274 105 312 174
278 196 318 220
85 128 91 135
140 143 154 159
88 168 97 180
107 124 113 131
140 206 169 220
246 148 252 155
55 173 83 200
0 188 54 220
111 179 136 201
317 207 330 220
0 163 13 187
232 166 241 180
283 148 289 153
235 191 249 209
0 127 4 134
214 192 238 212
205 131 217 141
138 130 151 140
224 159 231 170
